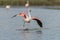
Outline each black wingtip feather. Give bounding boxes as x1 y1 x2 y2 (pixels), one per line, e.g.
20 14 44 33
11 15 17 18
33 18 43 28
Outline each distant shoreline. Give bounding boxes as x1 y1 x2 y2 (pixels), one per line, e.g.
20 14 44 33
0 0 60 6
0 6 60 9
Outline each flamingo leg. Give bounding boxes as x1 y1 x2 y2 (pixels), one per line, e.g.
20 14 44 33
26 23 30 29
22 20 30 31
22 20 25 29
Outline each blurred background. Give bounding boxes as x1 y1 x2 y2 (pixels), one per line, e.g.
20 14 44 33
0 0 60 6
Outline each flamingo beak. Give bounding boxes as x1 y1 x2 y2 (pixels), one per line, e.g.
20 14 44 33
11 14 17 18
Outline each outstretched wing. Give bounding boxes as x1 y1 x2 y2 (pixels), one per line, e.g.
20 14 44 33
32 17 43 27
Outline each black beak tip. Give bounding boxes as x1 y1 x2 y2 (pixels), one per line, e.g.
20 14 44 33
11 15 17 18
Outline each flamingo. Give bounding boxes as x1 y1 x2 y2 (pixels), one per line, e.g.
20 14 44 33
11 1 43 30
11 11 43 28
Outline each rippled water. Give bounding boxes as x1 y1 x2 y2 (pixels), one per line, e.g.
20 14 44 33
0 6 60 40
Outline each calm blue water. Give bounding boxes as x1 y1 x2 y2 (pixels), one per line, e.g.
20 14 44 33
0 7 60 40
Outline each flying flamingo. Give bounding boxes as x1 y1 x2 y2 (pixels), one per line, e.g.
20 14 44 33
11 1 43 30
11 11 43 28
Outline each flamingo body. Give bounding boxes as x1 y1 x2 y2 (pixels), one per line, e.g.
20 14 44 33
11 0 43 28
19 12 43 27
11 11 43 27
20 12 31 23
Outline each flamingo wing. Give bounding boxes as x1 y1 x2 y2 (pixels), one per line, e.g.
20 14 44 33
32 17 43 27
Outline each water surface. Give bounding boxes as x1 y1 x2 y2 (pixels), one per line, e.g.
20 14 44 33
0 7 60 40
